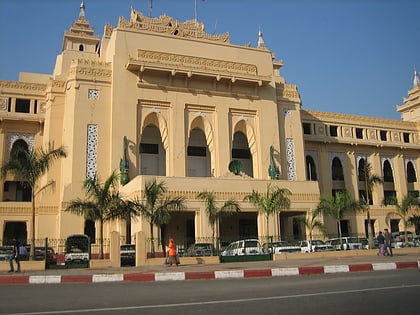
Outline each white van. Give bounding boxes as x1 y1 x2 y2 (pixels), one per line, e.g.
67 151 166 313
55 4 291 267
326 237 362 250
220 239 264 256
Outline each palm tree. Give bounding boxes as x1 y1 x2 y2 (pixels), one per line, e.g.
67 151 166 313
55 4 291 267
383 194 419 247
296 210 326 252
65 171 138 259
1 143 67 260
129 179 185 257
196 191 240 254
243 184 291 244
359 162 383 249
408 212 420 235
316 190 360 249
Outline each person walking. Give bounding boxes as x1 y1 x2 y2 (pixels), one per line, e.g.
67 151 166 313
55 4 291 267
377 231 386 256
8 237 21 272
384 228 393 257
167 237 179 266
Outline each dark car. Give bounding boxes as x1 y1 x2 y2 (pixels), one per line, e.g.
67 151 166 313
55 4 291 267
0 246 13 261
34 247 57 266
120 244 135 266
184 243 214 257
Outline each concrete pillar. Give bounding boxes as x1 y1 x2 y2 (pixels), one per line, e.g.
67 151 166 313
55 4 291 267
136 231 147 266
110 231 120 267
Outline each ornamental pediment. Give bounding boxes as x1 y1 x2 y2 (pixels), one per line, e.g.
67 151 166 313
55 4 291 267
118 8 229 43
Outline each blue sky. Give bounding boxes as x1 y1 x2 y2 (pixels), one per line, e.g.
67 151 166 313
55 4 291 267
0 0 419 120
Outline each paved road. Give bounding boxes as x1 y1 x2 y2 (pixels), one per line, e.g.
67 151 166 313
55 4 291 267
0 269 419 314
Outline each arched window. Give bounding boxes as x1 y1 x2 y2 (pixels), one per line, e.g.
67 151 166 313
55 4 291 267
10 139 29 162
232 131 253 177
358 158 366 181
383 160 394 182
187 128 211 177
407 161 417 183
139 125 166 176
305 155 317 181
331 157 344 181
79 44 84 51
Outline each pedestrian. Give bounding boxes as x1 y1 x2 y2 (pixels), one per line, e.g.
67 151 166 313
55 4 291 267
377 231 386 256
8 237 21 272
384 228 393 257
167 237 179 266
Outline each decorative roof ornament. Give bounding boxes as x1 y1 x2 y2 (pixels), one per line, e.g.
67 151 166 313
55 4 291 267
414 67 420 88
79 1 86 19
119 9 230 43
257 27 265 49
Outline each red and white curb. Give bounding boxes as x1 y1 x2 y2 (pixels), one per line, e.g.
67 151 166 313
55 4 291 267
1 261 419 285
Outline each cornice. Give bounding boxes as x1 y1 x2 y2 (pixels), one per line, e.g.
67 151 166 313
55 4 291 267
0 80 46 95
127 49 271 85
302 109 418 129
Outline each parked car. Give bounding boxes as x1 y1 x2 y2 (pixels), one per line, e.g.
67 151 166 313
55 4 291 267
263 241 301 254
184 243 214 256
358 238 369 249
326 237 363 250
391 231 414 248
413 235 420 247
296 240 335 253
0 246 13 261
120 244 135 266
220 239 264 256
34 247 57 266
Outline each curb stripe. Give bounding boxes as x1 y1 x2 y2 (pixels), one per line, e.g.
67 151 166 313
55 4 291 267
349 264 373 272
299 266 324 275
372 263 396 271
29 275 61 284
1 261 419 285
185 271 215 280
395 261 418 269
93 274 124 282
244 269 272 278
61 275 92 283
155 272 185 281
0 275 29 284
215 270 244 279
324 265 349 274
271 267 299 276
124 273 155 282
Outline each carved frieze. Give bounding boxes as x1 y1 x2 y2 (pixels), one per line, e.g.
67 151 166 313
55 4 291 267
0 97 8 111
68 59 112 82
277 83 300 101
0 80 46 93
135 49 259 79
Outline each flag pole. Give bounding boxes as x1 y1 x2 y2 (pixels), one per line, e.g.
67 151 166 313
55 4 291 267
149 0 153 17
194 0 198 38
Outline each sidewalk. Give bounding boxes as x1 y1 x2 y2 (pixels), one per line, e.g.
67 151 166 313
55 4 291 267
1 249 419 285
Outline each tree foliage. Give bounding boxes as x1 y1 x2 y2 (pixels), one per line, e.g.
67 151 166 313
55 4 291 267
66 171 138 259
243 184 291 239
129 179 185 257
316 190 360 248
1 143 66 260
197 191 240 252
383 194 419 246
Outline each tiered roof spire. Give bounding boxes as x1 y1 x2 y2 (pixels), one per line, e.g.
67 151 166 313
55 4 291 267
414 68 420 88
79 1 86 19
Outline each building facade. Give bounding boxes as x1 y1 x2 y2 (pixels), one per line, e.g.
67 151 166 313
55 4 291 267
1 4 419 251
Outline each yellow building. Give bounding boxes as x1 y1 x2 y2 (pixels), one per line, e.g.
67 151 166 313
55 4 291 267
1 4 419 251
